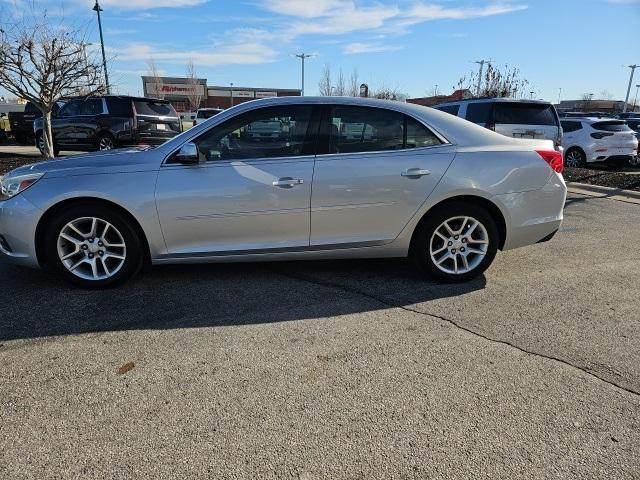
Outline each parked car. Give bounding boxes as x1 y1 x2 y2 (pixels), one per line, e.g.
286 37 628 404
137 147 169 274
560 111 612 119
434 98 562 147
8 101 64 145
561 118 638 167
192 107 223 126
33 96 181 155
618 112 640 120
179 112 196 130
0 97 566 288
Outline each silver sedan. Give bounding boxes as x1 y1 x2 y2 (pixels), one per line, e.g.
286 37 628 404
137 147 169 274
0 97 566 288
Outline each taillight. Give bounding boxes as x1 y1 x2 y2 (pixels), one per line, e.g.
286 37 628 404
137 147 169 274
591 132 614 139
536 150 563 174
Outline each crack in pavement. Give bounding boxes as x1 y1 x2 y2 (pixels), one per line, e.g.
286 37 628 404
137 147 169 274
275 269 640 399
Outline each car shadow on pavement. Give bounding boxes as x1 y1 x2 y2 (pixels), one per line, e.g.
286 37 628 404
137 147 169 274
0 258 486 342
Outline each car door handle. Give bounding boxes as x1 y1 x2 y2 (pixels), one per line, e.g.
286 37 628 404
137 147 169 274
401 168 431 178
272 177 304 188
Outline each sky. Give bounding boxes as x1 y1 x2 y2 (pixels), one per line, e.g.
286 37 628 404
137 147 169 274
1 0 639 102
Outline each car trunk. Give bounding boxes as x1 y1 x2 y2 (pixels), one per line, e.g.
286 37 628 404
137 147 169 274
132 100 181 144
590 121 638 157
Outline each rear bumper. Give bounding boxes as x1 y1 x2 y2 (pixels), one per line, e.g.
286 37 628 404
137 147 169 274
0 195 42 267
495 172 567 251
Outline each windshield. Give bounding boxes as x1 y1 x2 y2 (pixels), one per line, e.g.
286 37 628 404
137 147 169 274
494 103 558 126
591 121 632 132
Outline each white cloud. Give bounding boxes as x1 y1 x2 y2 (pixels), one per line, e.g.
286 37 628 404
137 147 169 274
343 42 402 54
114 42 279 66
260 1 528 38
97 0 208 10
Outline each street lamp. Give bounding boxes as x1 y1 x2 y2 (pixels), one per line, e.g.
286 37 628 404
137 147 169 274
622 65 638 113
293 53 314 96
92 0 110 93
229 82 234 107
633 84 640 112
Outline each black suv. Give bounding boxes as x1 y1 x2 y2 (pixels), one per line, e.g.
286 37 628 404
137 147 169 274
34 96 181 155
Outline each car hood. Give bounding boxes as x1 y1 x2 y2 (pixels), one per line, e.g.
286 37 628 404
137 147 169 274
5 147 161 179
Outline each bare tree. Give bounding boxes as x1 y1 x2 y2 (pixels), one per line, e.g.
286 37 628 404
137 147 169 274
318 63 332 96
333 68 346 96
370 84 407 101
348 69 359 97
0 14 105 158
147 57 164 100
456 64 530 99
185 59 202 111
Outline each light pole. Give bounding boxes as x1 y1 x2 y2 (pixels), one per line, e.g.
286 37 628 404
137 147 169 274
229 82 234 107
474 59 491 97
623 64 638 113
92 0 110 94
294 53 314 96
529 91 535 100
557 87 562 106
633 84 640 112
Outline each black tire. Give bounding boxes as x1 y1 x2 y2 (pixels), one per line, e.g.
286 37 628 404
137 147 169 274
96 132 116 151
564 147 586 168
411 202 499 283
44 204 144 289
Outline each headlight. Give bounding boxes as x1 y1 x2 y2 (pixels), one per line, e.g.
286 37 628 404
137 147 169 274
0 172 44 200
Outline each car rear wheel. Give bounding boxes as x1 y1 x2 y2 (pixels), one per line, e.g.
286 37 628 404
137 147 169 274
97 133 116 151
44 204 144 288
412 202 499 283
564 148 586 168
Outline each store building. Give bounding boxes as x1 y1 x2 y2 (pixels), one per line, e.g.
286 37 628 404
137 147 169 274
141 76 301 112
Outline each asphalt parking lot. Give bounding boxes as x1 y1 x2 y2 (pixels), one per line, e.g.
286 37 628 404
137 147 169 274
1 192 639 479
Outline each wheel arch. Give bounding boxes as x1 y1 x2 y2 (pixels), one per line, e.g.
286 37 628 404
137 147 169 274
409 195 507 254
35 197 151 267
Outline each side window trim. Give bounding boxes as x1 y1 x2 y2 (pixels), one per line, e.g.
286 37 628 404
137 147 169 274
316 105 449 158
165 105 320 165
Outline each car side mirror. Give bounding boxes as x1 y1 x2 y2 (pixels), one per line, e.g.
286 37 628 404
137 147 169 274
173 142 200 164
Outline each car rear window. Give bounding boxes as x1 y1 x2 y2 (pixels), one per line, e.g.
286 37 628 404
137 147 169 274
197 109 221 119
24 102 40 114
465 102 493 124
134 100 177 117
493 103 558 126
436 104 460 116
591 121 632 132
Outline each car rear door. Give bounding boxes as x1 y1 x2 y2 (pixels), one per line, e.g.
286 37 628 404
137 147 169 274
310 105 455 247
155 105 318 256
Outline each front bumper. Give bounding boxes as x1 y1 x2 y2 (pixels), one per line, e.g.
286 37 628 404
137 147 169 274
0 195 42 267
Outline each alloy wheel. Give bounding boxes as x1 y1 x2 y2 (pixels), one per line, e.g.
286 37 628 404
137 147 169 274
565 150 583 168
98 136 114 150
56 217 126 281
429 216 489 275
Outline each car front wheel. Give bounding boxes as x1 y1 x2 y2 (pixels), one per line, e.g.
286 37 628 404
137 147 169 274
44 204 144 288
412 202 499 283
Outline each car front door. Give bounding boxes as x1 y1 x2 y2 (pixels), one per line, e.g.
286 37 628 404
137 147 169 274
53 99 83 147
310 105 456 247
155 105 317 256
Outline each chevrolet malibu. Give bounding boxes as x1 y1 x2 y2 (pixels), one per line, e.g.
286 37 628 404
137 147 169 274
0 97 566 288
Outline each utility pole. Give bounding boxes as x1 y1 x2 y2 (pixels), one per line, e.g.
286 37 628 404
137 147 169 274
623 65 638 113
92 0 110 94
557 87 562 105
229 82 234 107
474 59 491 97
294 53 314 96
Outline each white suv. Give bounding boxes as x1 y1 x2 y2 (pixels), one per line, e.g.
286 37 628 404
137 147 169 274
560 118 638 168
434 98 562 147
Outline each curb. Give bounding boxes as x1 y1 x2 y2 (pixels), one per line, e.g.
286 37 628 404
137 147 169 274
567 182 640 205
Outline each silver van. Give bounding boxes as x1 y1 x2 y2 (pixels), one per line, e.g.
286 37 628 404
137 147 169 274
434 98 562 148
